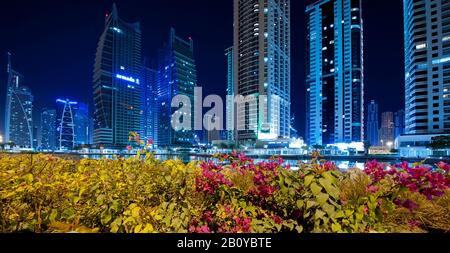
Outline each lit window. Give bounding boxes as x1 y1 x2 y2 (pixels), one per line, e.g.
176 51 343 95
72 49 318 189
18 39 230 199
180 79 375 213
416 43 427 50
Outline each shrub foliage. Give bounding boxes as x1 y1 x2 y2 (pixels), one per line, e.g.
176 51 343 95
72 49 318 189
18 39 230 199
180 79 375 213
0 152 449 233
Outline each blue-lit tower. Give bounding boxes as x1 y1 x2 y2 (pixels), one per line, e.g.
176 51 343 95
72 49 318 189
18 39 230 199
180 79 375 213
367 100 379 146
4 52 34 148
74 102 90 145
56 99 77 150
41 108 57 151
306 0 364 145
156 28 197 147
93 4 142 147
141 63 158 143
225 47 235 142
404 0 450 134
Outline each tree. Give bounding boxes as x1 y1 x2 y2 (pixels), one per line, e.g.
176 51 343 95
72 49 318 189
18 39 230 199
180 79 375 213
427 135 450 150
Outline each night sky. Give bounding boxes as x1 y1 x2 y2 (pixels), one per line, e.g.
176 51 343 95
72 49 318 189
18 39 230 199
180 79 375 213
0 0 404 137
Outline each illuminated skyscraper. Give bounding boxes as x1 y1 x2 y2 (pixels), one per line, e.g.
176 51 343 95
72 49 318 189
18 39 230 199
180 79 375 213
225 47 235 142
41 109 57 150
379 112 394 147
93 4 142 147
394 109 405 140
306 0 364 145
74 102 90 145
156 28 197 147
367 100 379 146
4 52 34 148
56 99 77 150
233 0 291 144
141 64 158 143
404 0 450 134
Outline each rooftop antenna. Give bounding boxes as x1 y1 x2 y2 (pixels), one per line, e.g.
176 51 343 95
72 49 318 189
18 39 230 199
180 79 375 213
7 52 11 74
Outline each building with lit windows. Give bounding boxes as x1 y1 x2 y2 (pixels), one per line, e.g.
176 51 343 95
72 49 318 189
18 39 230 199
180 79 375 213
4 52 34 148
41 109 57 150
306 0 364 145
141 64 158 143
93 4 142 147
367 100 379 146
233 0 291 144
74 102 90 146
403 0 450 135
156 28 197 147
225 47 235 142
394 109 405 140
379 112 394 148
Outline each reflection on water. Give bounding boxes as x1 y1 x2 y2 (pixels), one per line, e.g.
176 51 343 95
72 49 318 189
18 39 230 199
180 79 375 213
80 153 369 171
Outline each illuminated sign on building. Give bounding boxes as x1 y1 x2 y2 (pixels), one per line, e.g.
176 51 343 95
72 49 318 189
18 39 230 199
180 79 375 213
116 74 140 84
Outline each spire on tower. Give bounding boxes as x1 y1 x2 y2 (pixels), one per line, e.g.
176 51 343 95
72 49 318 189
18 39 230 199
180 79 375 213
112 3 118 18
7 52 11 73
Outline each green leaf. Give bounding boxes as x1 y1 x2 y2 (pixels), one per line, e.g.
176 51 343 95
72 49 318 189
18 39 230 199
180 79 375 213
304 175 314 187
295 225 304 233
306 201 316 210
316 193 329 206
322 203 335 216
331 223 342 233
315 209 326 220
319 178 339 200
296 200 304 209
310 182 323 195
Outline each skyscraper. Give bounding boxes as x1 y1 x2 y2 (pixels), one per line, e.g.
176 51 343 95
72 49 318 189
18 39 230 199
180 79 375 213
56 99 77 150
4 53 34 148
225 47 235 142
306 0 364 145
93 4 142 147
233 0 291 144
41 109 57 151
156 28 197 147
394 109 405 140
367 100 379 146
141 64 158 143
404 0 450 135
74 102 90 146
379 112 394 147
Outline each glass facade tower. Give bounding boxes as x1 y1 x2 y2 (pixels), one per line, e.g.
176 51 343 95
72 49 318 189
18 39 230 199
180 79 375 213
4 52 34 148
41 109 57 151
306 0 364 145
367 100 379 146
156 28 197 147
93 4 142 147
404 0 450 134
233 0 291 144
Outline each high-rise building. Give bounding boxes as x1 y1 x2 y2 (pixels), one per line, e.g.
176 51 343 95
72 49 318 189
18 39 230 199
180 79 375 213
379 112 394 147
74 102 90 146
93 4 142 147
367 100 379 146
306 0 364 145
233 0 291 144
404 0 450 135
56 99 77 150
4 52 34 148
156 28 197 147
225 47 235 142
394 109 405 140
141 64 158 143
41 109 57 151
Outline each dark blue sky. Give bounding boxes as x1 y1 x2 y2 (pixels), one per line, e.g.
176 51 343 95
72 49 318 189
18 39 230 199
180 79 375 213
0 0 404 137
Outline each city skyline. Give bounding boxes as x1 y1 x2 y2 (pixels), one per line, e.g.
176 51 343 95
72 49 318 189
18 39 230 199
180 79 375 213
0 0 405 139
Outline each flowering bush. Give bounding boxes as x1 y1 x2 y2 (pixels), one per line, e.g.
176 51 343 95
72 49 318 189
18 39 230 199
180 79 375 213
0 153 449 233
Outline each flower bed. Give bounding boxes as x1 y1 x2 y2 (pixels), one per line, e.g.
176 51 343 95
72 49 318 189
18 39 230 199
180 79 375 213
0 153 449 233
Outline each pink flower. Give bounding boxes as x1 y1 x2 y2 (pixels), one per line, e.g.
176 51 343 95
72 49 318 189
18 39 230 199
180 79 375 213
366 185 379 194
437 162 450 172
126 145 132 152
